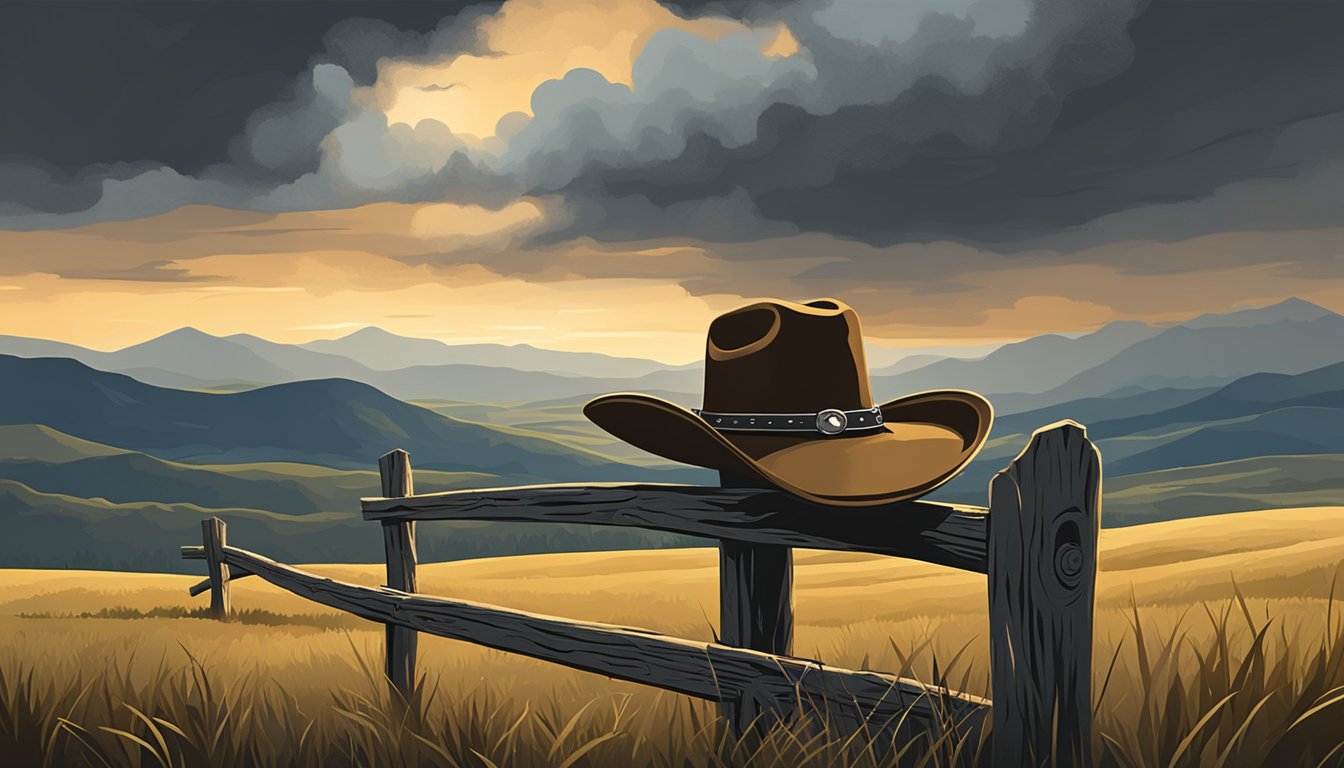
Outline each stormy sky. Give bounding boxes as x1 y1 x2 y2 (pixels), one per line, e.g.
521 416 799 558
1 0 1342 360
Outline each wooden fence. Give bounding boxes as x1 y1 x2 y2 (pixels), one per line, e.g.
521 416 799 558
182 420 1101 767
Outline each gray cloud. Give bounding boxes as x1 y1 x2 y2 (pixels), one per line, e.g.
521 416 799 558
2 0 1341 265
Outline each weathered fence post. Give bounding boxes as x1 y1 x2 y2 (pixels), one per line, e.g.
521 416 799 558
717 472 794 735
379 449 418 705
988 421 1101 768
201 517 231 619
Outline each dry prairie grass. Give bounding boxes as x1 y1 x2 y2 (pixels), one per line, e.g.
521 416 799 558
1 507 1343 766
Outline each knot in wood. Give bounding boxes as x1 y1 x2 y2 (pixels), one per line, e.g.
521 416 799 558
1054 542 1085 589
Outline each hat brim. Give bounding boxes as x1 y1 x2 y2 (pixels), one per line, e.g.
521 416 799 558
583 390 993 507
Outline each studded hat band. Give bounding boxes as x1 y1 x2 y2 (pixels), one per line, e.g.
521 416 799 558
691 406 884 436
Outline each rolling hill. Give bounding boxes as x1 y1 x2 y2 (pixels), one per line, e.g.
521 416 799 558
0 480 699 572
933 359 1344 506
0 355 706 483
1101 454 1344 526
0 425 494 515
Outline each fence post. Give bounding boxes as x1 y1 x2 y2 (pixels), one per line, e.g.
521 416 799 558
717 472 794 736
380 449 418 705
988 421 1101 768
202 517 231 620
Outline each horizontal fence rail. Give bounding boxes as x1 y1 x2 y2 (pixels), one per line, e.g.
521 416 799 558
182 540 989 741
362 484 990 573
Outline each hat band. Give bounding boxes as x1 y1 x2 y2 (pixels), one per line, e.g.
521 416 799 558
692 406 883 436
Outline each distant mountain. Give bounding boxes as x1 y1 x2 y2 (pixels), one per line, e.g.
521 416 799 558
1181 297 1334 329
1037 301 1344 403
990 385 1220 438
1089 359 1344 439
0 355 705 483
872 321 1161 400
302 326 689 378
873 298 1341 412
0 335 97 361
103 327 293 384
224 332 373 381
872 354 948 377
0 328 700 403
361 362 701 403
0 329 293 389
932 359 1344 504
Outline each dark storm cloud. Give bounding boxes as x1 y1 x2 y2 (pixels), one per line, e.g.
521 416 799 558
1 0 1341 257
583 0 1344 247
0 1 464 176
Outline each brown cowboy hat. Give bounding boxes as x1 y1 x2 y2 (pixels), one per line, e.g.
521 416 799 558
583 298 993 507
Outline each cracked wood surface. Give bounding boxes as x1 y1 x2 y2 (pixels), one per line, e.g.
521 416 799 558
190 541 989 740
363 484 989 572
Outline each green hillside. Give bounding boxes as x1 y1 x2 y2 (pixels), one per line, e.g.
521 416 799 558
0 425 495 515
0 424 130 462
0 481 700 573
0 355 704 484
414 390 697 467
1102 454 1344 525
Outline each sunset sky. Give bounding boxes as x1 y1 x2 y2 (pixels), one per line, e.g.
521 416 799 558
2 0 1342 363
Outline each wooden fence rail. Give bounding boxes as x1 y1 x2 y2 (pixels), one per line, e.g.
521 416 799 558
361 483 990 572
182 419 1101 767
183 537 988 742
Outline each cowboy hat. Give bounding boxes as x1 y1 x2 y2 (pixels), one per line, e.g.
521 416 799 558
583 298 993 507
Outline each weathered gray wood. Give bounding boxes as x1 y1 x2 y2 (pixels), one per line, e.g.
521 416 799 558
717 472 795 735
363 484 989 572
379 449 418 704
210 540 989 741
201 517 231 619
988 420 1100 768
719 540 795 732
189 567 253 597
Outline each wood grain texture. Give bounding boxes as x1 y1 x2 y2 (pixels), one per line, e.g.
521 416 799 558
719 539 795 733
379 449 418 703
203 541 988 742
988 421 1101 768
189 567 253 597
363 484 988 572
716 472 796 735
201 517 231 619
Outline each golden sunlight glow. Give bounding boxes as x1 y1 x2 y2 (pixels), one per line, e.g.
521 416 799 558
761 26 801 59
371 0 772 140
3 205 1343 360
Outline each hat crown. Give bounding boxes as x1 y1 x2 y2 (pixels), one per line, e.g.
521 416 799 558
702 298 873 413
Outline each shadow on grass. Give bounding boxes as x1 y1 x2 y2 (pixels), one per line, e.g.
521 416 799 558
17 605 365 630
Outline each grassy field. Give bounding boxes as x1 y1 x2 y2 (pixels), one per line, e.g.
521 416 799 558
2 507 1343 766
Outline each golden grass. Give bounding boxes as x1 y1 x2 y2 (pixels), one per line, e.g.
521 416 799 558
2 507 1343 766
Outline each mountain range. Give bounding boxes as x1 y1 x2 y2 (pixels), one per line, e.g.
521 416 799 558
936 356 1344 502
0 355 706 484
2 297 1341 571
3 298 1338 416
872 298 1343 410
0 327 704 403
